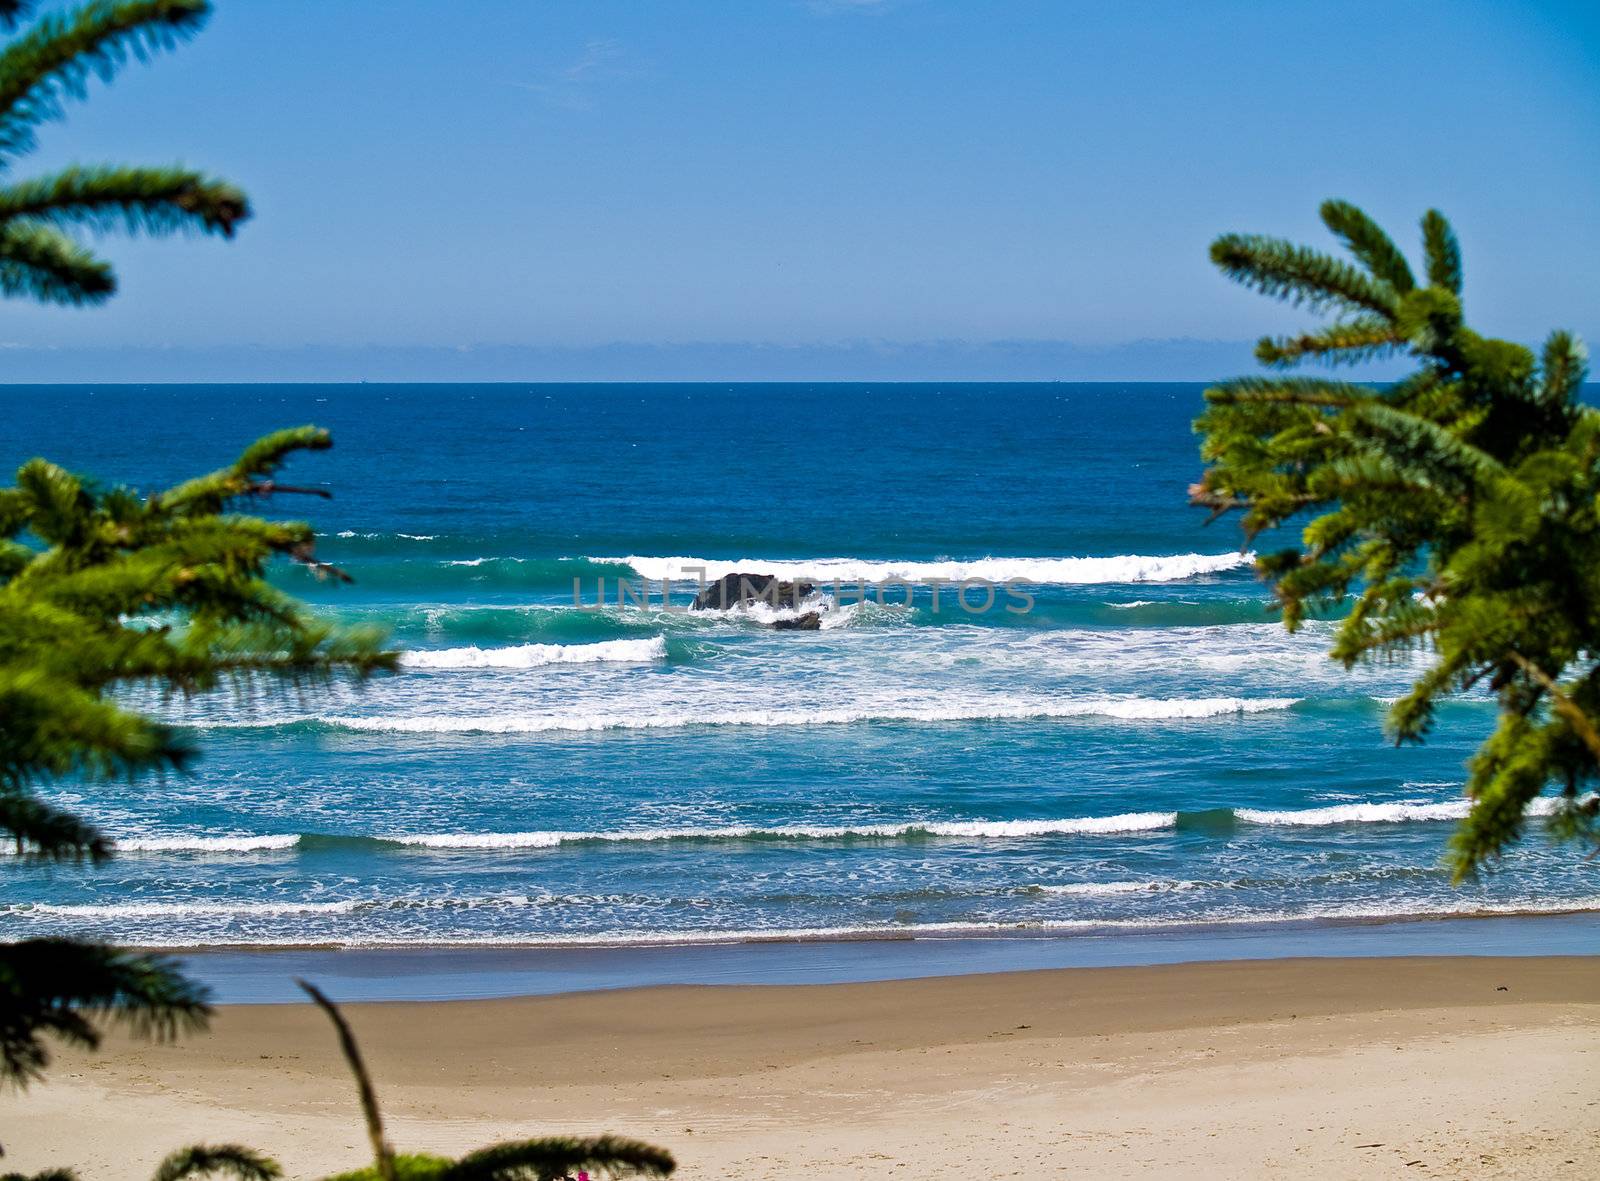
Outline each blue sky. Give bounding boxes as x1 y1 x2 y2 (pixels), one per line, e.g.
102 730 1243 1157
5 0 1599 379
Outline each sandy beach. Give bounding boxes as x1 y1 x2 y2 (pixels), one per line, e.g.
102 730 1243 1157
8 955 1597 1179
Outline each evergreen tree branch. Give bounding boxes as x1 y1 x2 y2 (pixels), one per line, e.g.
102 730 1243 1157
0 164 249 237
151 1146 280 1181
1348 401 1506 487
1210 232 1399 317
0 218 111 303
158 427 334 516
1254 318 1406 367
441 1137 676 1181
0 669 192 789
1421 209 1462 295
1320 199 1416 292
0 793 109 861
1505 650 1600 765
1196 200 1600 876
1539 330 1588 406
1204 376 1371 407
298 980 396 1181
0 0 211 163
9 457 90 545
0 938 210 1085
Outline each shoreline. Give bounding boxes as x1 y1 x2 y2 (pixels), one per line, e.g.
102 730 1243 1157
11 954 1597 1179
169 910 1600 1003
139 903 1600 952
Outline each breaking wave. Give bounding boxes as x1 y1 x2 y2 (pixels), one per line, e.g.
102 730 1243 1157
54 795 1576 859
1028 880 1200 896
1236 798 1565 826
400 636 667 670
116 834 300 854
597 552 1255 585
391 813 1177 849
15 900 1600 949
310 695 1300 734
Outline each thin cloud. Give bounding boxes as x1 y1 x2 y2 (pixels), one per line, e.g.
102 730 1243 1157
513 39 631 111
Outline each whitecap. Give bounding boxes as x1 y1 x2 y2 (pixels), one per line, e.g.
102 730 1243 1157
315 696 1299 734
595 552 1255 586
400 636 667 670
393 813 1177 848
1235 797 1567 826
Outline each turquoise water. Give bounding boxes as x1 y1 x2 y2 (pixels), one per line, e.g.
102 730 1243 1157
3 383 1595 950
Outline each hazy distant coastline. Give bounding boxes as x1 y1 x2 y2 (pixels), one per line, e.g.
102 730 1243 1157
0 339 1426 384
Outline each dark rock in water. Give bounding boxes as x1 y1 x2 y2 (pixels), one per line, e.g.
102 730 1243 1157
771 612 821 631
691 572 816 611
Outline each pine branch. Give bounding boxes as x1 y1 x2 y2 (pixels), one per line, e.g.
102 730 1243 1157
1448 711 1551 880
1421 209 1462 295
1210 232 1399 318
0 668 192 790
441 1137 676 1181
1539 330 1588 406
1349 401 1506 487
158 427 334 516
1320 199 1416 293
0 164 249 237
9 457 90 545
151 1146 280 1181
298 980 396 1181
0 793 110 861
1506 650 1600 764
1197 199 1600 880
0 219 111 303
1204 376 1371 408
0 0 211 163
1254 318 1406 367
0 938 210 1085
97 621 399 689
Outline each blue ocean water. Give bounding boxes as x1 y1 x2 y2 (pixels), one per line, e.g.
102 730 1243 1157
3 383 1595 950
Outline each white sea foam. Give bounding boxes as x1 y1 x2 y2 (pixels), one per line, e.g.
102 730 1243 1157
7 899 359 918
38 898 1600 949
1236 797 1566 827
114 834 300 854
44 795 1576 865
331 530 434 541
597 552 1255 586
395 813 1177 849
401 636 667 670
316 696 1299 734
1030 880 1197 896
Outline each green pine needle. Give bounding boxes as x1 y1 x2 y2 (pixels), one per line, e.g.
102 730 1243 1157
1197 200 1600 880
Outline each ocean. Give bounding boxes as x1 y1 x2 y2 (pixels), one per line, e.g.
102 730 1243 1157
4 383 1595 954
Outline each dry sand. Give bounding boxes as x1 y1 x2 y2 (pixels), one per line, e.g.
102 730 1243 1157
8 955 1598 1179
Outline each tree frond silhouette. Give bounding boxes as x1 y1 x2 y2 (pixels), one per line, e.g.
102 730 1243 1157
1194 199 1600 879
